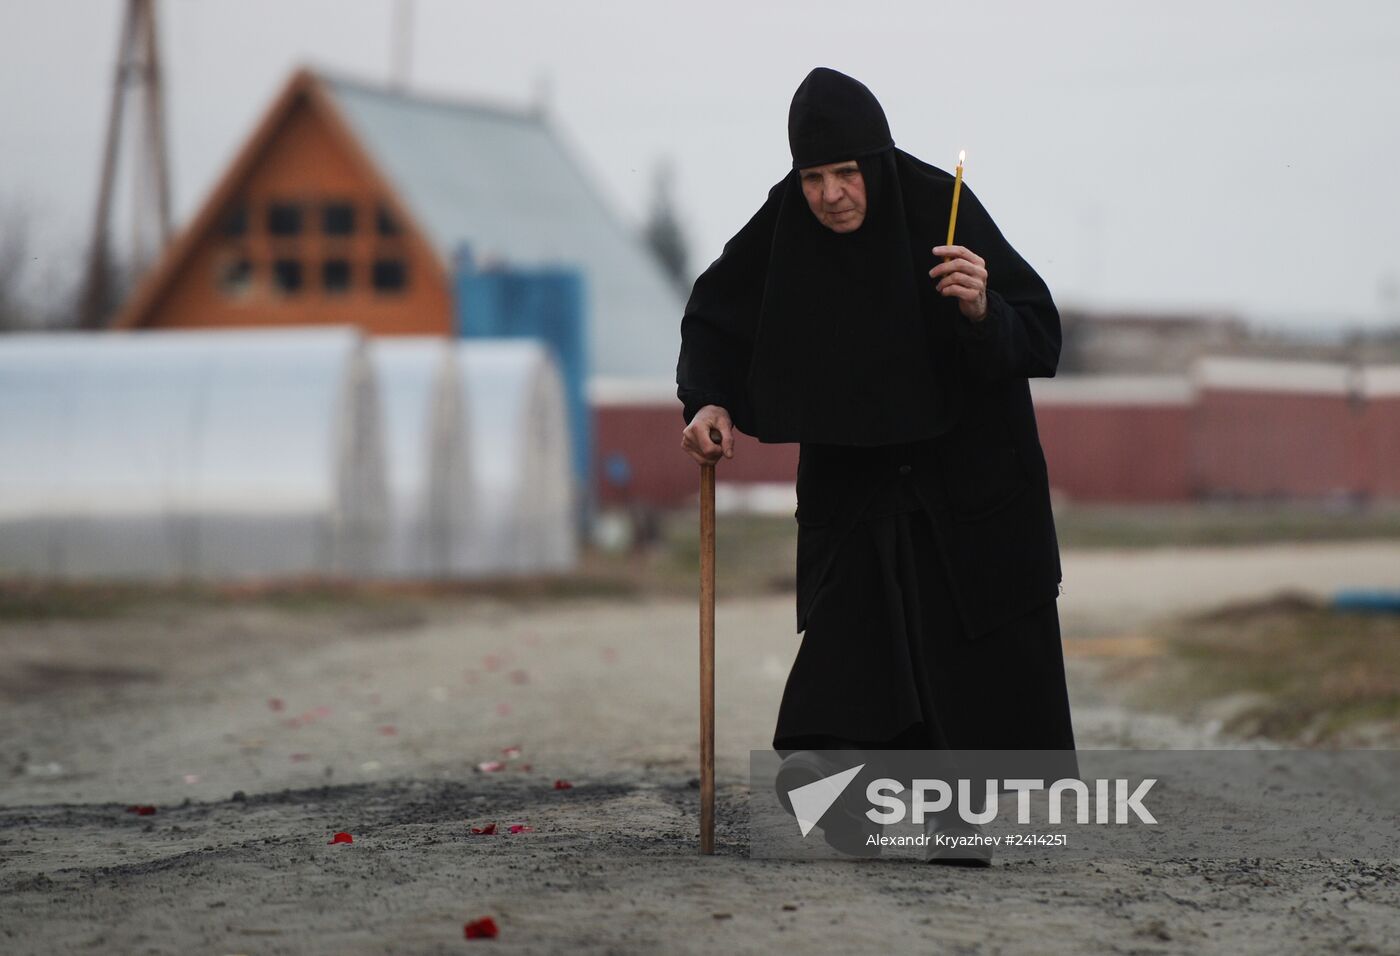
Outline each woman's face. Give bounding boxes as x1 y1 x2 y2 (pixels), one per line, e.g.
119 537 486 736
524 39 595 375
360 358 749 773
799 160 867 233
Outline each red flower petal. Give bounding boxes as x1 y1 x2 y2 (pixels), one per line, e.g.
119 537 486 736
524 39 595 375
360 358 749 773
378 725 398 736
470 823 497 835
553 779 573 790
328 831 353 844
507 824 533 834
126 804 157 815
464 916 499 939
268 697 285 711
290 752 312 762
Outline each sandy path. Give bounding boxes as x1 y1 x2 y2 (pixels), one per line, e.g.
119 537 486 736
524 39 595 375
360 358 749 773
2 541 1398 953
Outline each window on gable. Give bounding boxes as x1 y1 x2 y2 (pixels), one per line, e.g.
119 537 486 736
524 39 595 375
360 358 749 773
267 202 303 237
221 203 249 238
218 256 253 296
322 202 356 236
322 259 351 294
272 258 303 293
372 258 407 293
376 203 401 237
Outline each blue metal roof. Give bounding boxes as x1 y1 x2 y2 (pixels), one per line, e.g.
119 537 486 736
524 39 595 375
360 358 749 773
322 74 684 384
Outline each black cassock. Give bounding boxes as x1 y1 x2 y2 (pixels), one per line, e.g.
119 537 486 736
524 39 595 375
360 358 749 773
676 69 1077 766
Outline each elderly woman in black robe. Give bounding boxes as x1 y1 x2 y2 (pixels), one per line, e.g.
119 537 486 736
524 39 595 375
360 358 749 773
676 68 1077 792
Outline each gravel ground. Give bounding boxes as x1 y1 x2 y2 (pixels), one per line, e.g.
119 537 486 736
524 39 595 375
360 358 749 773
3 541 1399 954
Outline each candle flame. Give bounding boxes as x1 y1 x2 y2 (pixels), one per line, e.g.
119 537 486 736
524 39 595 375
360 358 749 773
958 149 966 165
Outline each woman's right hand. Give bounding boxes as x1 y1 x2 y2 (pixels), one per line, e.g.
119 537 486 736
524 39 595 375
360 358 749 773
681 405 735 465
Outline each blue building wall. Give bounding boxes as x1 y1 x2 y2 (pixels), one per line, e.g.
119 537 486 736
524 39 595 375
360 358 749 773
453 248 593 521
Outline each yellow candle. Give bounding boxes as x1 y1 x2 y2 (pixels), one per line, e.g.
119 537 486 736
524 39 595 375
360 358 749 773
945 149 965 248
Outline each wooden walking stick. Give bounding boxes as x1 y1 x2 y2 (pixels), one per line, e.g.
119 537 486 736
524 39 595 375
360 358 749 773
699 428 721 854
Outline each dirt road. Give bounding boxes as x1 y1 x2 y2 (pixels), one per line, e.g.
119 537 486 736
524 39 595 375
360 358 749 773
3 541 1398 954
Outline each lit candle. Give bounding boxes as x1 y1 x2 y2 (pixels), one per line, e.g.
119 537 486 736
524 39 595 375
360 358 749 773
945 149 965 249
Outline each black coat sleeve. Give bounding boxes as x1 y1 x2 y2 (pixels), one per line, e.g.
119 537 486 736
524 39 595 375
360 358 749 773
948 184 1061 382
675 184 783 431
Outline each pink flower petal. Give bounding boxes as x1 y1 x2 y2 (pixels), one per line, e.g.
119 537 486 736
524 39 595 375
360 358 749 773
268 697 285 712
500 745 522 758
553 779 573 790
378 725 398 736
476 760 505 773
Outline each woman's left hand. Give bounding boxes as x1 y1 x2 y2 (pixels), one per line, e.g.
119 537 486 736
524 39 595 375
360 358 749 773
930 245 989 321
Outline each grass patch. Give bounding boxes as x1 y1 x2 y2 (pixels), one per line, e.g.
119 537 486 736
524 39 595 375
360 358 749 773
1111 592 1400 746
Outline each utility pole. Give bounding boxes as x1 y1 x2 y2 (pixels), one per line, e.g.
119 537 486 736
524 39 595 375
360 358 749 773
79 0 172 330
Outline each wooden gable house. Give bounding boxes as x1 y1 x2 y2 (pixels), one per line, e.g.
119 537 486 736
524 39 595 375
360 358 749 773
113 68 685 382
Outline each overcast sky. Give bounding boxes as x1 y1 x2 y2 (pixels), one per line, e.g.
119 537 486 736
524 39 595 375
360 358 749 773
2 0 1397 331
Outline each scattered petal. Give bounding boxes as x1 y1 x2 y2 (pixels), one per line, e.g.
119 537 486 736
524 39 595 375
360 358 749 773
470 823 497 835
182 774 201 785
553 779 573 790
494 702 512 717
500 745 522 758
378 725 398 736
290 753 312 762
507 824 533 834
482 654 504 672
328 831 353 844
464 916 499 939
126 804 157 816
314 705 333 719
476 760 505 773
508 669 529 685
268 697 285 712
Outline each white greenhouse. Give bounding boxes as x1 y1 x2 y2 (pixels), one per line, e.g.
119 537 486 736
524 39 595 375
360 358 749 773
455 339 576 575
369 336 471 578
0 327 386 579
0 326 577 581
